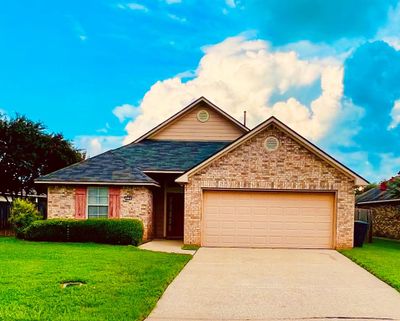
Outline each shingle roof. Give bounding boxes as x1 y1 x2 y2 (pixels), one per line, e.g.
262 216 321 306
356 187 400 204
35 140 229 186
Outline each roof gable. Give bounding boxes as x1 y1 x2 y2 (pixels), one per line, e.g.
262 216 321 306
133 97 248 143
176 116 369 186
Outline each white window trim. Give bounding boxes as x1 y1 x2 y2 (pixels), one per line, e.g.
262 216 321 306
86 187 109 219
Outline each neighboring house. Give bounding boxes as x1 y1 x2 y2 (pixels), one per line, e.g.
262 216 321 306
356 188 400 240
36 97 368 249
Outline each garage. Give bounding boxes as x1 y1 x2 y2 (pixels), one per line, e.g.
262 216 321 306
202 190 334 249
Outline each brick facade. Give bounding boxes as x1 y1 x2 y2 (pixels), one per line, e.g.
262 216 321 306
358 203 400 240
184 124 355 249
47 186 75 219
47 185 153 240
120 186 153 240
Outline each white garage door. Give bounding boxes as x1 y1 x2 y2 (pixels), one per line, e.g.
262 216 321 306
202 191 334 249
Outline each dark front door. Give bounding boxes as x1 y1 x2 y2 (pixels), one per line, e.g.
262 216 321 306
166 193 184 238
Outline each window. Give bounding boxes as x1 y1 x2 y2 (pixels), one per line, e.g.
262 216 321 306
87 187 109 218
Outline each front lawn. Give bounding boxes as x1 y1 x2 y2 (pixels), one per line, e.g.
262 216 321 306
340 238 400 292
0 237 191 321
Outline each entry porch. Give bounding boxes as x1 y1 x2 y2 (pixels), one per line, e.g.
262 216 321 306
149 173 184 240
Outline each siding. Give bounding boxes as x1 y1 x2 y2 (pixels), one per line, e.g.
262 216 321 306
150 103 244 141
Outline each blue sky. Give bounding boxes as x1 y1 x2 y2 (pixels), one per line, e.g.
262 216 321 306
1 0 400 182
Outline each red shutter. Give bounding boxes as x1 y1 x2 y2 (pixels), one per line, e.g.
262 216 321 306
75 187 87 219
108 187 121 219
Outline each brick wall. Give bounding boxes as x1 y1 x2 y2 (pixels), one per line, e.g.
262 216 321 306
184 124 355 248
47 185 153 240
358 204 400 240
47 186 75 219
120 186 153 240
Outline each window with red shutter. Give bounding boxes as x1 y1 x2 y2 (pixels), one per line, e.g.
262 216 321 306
87 187 109 218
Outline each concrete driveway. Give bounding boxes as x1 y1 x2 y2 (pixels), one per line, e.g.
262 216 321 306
147 248 400 321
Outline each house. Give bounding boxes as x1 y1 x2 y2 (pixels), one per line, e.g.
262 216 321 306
356 187 400 240
36 97 368 249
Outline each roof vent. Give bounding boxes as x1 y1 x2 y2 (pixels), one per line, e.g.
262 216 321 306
264 136 279 152
197 110 209 122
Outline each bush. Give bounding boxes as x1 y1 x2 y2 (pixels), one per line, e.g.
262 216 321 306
25 219 143 245
9 198 42 238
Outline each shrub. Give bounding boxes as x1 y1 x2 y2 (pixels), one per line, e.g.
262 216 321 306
9 198 42 238
25 219 143 245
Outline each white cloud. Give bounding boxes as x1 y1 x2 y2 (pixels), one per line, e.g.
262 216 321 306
225 0 236 8
174 70 195 79
381 37 400 50
389 99 400 129
165 0 181 4
113 104 139 122
376 3 400 50
278 38 362 61
376 153 400 180
167 13 187 23
362 153 400 182
96 122 111 133
118 2 149 12
121 36 359 145
324 149 400 183
74 136 124 158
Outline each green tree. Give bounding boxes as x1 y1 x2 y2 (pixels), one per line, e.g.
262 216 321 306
0 114 84 203
355 183 378 195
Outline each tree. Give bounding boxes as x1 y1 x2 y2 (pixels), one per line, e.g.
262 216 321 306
0 114 84 203
379 174 400 198
355 182 377 195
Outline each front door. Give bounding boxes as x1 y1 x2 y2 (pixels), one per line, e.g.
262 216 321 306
166 193 184 238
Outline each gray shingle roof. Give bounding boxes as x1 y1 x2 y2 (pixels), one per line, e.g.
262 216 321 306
356 187 400 204
36 140 229 185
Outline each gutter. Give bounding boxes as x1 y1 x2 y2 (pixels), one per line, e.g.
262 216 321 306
34 180 160 187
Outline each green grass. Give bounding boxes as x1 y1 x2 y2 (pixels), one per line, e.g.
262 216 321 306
181 244 200 251
340 238 400 292
0 237 191 321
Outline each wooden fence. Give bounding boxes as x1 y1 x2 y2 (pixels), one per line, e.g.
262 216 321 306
0 202 13 236
354 208 373 243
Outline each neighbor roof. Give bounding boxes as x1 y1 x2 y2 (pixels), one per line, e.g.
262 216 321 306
176 116 369 186
133 96 249 143
35 140 229 186
356 187 400 205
